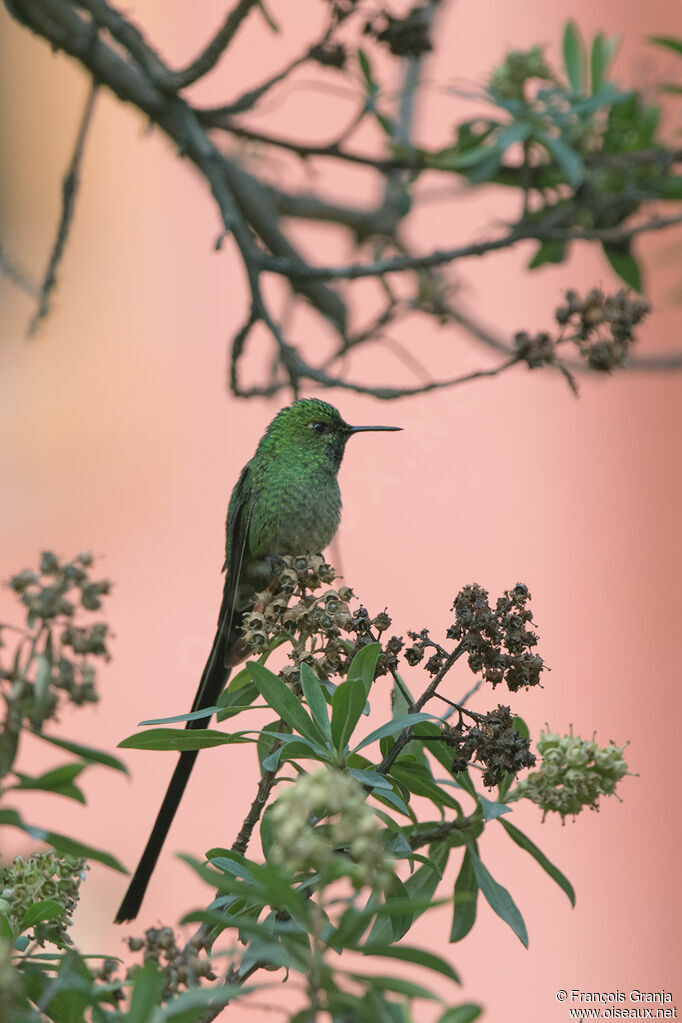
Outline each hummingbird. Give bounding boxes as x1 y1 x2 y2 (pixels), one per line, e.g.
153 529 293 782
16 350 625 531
115 398 400 922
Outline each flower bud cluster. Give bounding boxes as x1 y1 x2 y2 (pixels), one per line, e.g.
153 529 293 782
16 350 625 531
127 928 214 999
447 583 545 691
515 729 630 819
556 288 649 371
445 704 536 788
0 852 87 946
269 770 393 889
490 45 555 99
3 552 111 727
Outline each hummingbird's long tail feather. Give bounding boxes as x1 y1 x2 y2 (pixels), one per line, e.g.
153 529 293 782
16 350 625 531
114 582 240 924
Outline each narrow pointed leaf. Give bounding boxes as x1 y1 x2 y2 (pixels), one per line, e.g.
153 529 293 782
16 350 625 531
603 242 643 292
563 21 585 92
352 713 436 753
468 845 528 946
358 944 460 983
32 732 128 774
118 727 252 751
478 795 510 822
300 662 332 742
128 963 166 1023
247 662 326 745
0 809 127 872
437 1005 482 1023
499 818 575 905
450 849 478 942
21 900 65 929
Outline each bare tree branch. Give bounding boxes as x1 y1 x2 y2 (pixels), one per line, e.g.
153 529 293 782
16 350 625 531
158 0 260 91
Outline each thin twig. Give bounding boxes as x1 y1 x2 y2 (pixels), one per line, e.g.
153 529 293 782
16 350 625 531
158 0 260 92
28 80 99 337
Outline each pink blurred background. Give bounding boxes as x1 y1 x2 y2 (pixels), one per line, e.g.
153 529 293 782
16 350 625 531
1 1 681 1019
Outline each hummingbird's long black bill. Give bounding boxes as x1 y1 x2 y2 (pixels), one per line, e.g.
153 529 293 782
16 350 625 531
347 425 402 434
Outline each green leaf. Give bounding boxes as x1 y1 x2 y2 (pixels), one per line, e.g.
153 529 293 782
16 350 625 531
181 854 310 925
368 843 448 944
539 133 585 186
389 763 462 812
348 973 439 1001
478 795 510 822
300 662 332 743
330 644 379 753
347 642 381 692
247 662 326 746
32 732 128 774
528 240 567 269
21 899 65 929
118 727 252 751
603 242 643 292
161 986 252 1022
590 32 619 93
652 175 682 200
329 904 374 949
648 35 682 58
11 763 88 803
0 808 127 872
331 679 370 753
139 705 224 725
450 848 478 942
359 944 460 984
468 844 528 946
437 1005 483 1023
351 712 436 753
218 678 260 721
128 963 166 1023
34 653 52 718
563 21 585 93
358 48 377 93
499 818 575 905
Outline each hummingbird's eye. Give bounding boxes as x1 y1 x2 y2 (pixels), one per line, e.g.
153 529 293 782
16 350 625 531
310 422 326 434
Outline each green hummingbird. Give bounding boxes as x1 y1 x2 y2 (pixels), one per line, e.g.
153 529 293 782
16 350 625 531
115 398 400 922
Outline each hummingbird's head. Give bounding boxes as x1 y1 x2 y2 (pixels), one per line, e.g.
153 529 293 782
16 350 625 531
263 398 401 469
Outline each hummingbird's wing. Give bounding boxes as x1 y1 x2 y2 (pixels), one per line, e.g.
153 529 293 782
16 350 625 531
191 462 254 711
114 462 255 923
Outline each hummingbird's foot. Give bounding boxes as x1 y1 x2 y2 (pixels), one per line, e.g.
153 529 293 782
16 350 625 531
264 554 287 577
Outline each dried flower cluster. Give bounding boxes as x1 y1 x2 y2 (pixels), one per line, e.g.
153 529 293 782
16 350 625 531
514 289 650 377
239 554 388 687
126 928 214 1000
364 5 433 58
515 729 629 819
0 852 87 947
269 769 393 889
3 552 111 725
444 705 536 788
447 583 545 692
556 288 650 371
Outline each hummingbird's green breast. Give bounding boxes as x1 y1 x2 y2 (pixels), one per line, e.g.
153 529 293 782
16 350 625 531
248 449 342 557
